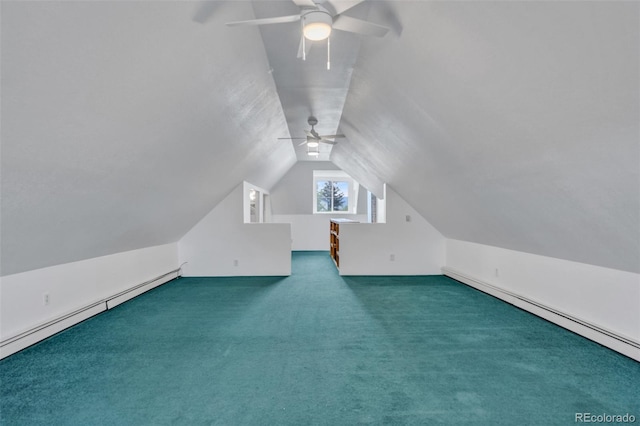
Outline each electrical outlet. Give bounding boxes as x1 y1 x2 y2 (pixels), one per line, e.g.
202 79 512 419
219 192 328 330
390 254 395 261
405 215 411 222
233 259 239 267
43 293 50 306
495 268 499 277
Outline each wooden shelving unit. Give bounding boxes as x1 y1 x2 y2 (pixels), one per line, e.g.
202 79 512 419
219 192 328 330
330 221 339 266
330 219 359 268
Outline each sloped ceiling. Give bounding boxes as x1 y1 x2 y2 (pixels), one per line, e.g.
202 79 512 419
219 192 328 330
2 1 638 276
1 1 296 275
331 1 640 273
249 0 367 161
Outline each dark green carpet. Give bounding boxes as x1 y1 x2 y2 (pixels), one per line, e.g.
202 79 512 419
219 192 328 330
1 252 638 425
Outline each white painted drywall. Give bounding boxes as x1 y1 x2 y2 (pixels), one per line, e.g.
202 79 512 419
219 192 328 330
272 214 368 251
1 1 296 276
333 1 640 273
270 161 368 250
445 239 640 342
0 243 178 340
337 186 446 275
178 183 291 276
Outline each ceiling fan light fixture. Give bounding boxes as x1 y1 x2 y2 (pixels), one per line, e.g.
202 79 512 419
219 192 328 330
307 141 319 148
307 143 320 156
303 11 332 41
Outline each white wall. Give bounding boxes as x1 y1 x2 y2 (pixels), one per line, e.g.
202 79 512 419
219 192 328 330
333 2 640 275
179 183 291 276
337 186 446 275
1 1 298 277
445 239 640 360
271 161 338 215
270 161 368 250
273 214 368 251
1 243 178 342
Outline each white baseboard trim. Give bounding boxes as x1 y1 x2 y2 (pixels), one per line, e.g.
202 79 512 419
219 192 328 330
105 270 177 309
0 303 107 359
442 267 640 362
0 270 179 360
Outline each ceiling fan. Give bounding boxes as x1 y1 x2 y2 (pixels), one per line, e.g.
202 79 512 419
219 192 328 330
279 116 345 147
226 0 389 61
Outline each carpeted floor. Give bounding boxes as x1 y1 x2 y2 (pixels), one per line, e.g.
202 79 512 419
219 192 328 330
1 251 638 425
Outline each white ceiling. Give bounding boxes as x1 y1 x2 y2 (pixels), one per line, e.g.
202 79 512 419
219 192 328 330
1 1 296 275
332 1 639 272
1 1 638 275
247 0 376 161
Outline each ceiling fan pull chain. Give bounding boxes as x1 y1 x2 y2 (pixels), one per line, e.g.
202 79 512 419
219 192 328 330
302 22 306 61
327 35 331 70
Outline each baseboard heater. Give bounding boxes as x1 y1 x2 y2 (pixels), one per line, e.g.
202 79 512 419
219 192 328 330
0 269 180 360
441 267 640 362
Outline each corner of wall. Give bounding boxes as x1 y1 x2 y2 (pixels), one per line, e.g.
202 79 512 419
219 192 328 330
337 186 446 275
178 184 291 276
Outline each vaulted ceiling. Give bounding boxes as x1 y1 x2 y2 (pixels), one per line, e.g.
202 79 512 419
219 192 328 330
331 1 640 273
2 1 638 276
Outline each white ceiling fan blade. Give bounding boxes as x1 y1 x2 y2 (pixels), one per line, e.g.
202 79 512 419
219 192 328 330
332 15 389 37
298 140 309 146
226 15 301 27
305 129 317 138
296 35 313 59
317 134 345 139
319 139 337 145
291 0 318 8
326 0 365 15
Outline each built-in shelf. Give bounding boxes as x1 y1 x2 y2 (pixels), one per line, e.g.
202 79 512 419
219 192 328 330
330 218 359 268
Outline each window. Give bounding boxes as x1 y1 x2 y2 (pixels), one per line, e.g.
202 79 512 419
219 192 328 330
368 190 377 223
316 180 349 212
313 170 359 214
367 185 386 223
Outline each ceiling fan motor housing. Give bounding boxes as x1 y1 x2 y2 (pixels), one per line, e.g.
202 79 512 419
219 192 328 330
302 11 333 41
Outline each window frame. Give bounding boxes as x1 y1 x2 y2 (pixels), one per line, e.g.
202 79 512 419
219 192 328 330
312 170 359 214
